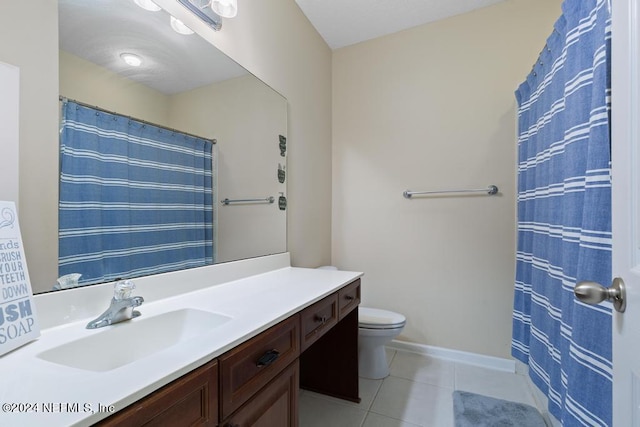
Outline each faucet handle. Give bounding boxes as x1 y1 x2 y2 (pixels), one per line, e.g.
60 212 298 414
114 280 135 300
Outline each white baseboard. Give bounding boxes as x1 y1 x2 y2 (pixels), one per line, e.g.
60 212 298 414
387 340 516 373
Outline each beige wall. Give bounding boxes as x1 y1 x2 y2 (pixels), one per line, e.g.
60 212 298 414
0 62 19 203
332 0 562 358
213 0 334 268
156 0 334 268
0 1 59 290
170 75 287 263
60 50 172 125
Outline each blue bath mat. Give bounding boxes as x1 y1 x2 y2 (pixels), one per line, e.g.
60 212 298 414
453 390 546 427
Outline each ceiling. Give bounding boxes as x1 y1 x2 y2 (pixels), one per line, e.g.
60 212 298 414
59 0 246 95
294 0 507 50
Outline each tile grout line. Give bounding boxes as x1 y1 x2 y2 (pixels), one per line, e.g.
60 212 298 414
365 349 427 426
301 347 541 427
360 349 410 426
362 349 393 415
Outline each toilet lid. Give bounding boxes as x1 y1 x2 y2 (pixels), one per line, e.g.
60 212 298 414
359 307 406 329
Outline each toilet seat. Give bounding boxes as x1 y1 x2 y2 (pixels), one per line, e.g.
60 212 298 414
359 307 406 330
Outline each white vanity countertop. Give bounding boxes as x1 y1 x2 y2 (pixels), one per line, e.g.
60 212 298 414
0 266 362 427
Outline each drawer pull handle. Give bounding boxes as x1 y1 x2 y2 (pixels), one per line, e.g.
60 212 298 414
345 295 355 301
256 349 280 368
314 315 328 324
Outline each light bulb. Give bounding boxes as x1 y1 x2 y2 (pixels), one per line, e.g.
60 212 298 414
120 53 143 67
170 16 194 35
133 0 161 12
210 0 237 18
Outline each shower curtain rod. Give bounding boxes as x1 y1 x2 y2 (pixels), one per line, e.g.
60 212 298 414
403 185 499 198
59 96 217 144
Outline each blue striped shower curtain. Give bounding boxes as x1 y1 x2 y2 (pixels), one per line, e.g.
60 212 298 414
59 101 215 286
511 0 612 425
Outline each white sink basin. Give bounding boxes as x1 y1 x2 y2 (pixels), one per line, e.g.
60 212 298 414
37 308 232 372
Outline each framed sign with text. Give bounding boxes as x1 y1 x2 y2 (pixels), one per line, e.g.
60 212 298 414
0 201 40 356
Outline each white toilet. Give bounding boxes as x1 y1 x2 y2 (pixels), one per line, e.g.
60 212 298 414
358 307 406 379
316 266 406 380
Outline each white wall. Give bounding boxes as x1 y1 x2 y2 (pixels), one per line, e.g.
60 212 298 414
332 0 562 358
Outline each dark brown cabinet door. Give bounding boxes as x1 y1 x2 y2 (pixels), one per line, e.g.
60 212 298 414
221 360 299 427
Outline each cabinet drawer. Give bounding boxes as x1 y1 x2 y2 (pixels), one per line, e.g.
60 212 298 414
96 360 218 427
338 279 360 319
221 360 299 427
219 315 300 419
300 293 338 352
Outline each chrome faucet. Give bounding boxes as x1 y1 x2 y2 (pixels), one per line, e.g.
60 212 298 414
86 280 144 329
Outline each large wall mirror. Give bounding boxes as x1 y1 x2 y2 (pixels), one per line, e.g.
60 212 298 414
36 0 287 294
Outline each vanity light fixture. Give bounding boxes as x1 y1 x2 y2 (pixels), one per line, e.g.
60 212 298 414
210 0 237 18
133 0 162 12
170 16 195 35
176 0 223 31
120 53 143 67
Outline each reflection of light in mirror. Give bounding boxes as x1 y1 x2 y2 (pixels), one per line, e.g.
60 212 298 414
170 15 194 35
133 0 161 12
120 52 143 67
211 0 238 18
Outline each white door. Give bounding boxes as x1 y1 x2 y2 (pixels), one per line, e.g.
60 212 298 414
611 0 640 425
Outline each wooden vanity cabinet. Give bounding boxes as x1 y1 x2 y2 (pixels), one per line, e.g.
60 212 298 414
299 279 360 403
97 279 359 427
95 360 218 427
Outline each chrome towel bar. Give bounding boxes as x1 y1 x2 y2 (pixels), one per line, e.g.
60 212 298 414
221 196 275 205
403 185 498 199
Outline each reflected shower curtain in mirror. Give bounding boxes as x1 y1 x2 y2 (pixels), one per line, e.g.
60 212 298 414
511 0 611 425
59 101 215 286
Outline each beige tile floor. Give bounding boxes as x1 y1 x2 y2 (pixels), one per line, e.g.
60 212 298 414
299 348 543 427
